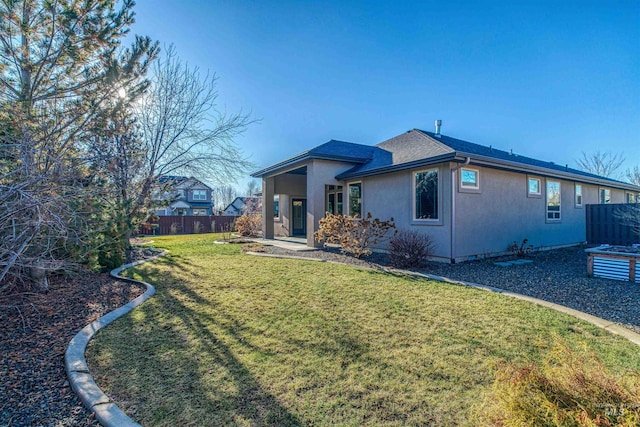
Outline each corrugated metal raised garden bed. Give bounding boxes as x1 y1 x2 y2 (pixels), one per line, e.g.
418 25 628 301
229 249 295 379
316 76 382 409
586 245 640 283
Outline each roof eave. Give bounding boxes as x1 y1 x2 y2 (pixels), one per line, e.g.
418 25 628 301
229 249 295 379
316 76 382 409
336 153 456 180
460 152 640 192
251 154 371 178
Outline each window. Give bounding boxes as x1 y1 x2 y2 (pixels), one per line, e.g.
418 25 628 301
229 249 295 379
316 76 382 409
192 208 207 216
175 208 187 216
547 180 561 221
414 169 438 220
528 177 541 197
193 190 207 200
626 192 635 204
274 195 280 218
348 183 361 217
599 188 611 204
575 184 582 207
326 185 343 215
460 168 479 190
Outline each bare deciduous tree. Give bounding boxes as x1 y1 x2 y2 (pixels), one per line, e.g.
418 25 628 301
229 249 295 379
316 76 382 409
135 46 255 204
246 179 261 197
576 151 625 178
624 166 640 187
213 185 239 214
84 46 255 250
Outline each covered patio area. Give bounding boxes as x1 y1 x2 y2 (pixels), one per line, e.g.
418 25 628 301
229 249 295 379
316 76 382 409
258 160 352 248
252 140 375 248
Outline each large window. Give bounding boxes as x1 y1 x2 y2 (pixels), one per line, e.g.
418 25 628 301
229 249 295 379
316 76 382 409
547 180 561 221
193 190 207 200
326 185 343 215
599 188 611 204
192 208 207 216
414 169 438 220
348 183 361 217
575 184 582 207
274 195 280 218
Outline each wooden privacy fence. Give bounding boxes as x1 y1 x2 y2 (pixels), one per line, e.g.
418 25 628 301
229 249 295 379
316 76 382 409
586 204 640 246
139 215 238 235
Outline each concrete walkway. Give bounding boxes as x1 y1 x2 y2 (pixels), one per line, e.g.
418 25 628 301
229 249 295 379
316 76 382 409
65 251 168 427
248 236 318 251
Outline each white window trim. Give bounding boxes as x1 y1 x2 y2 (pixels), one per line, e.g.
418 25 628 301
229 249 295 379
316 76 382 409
546 180 561 222
411 168 442 225
574 183 583 208
527 176 542 198
625 192 635 204
347 181 362 217
599 187 611 204
459 167 480 193
192 189 207 201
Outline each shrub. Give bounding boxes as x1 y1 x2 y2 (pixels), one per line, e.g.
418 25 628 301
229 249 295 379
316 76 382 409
314 212 396 258
508 238 533 258
389 230 434 268
235 214 262 237
474 338 640 426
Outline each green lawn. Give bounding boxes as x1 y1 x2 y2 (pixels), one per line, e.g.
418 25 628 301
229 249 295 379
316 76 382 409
87 234 640 426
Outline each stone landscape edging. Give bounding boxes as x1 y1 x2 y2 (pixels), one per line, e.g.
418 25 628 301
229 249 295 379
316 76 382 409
245 251 640 347
65 250 168 427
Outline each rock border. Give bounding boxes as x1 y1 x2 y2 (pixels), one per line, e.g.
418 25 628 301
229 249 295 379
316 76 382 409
65 250 168 427
246 251 640 347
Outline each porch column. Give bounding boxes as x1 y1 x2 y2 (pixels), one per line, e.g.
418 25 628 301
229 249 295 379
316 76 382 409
262 177 274 239
306 162 324 248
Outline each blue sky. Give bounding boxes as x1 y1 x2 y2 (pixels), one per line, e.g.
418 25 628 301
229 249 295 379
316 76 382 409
129 0 639 188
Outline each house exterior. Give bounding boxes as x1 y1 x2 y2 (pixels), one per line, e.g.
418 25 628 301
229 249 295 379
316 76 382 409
252 127 640 262
154 176 215 216
223 197 261 216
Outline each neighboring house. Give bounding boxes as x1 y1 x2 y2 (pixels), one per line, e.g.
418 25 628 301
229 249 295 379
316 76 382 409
154 176 215 216
223 197 262 216
252 125 640 262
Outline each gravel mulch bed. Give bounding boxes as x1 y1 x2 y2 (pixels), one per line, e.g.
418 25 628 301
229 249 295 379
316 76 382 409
257 245 640 335
0 274 145 427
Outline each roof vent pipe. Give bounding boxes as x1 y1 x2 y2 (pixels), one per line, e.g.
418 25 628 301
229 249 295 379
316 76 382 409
434 119 442 137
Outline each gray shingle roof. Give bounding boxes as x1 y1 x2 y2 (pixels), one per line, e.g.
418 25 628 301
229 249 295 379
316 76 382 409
338 129 637 189
253 129 639 191
413 129 632 186
251 140 380 177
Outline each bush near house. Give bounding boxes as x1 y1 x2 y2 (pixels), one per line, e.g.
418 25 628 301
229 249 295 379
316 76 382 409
235 213 262 237
314 212 396 258
508 238 534 258
389 230 434 268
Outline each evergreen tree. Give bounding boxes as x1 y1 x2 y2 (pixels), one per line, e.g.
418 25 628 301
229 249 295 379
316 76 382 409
0 0 157 291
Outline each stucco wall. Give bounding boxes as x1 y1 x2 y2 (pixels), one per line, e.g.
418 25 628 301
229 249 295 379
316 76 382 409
274 173 306 195
306 160 356 245
453 166 629 259
350 163 453 260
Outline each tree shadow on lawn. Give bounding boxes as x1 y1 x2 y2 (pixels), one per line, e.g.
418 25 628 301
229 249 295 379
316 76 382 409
98 257 304 426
